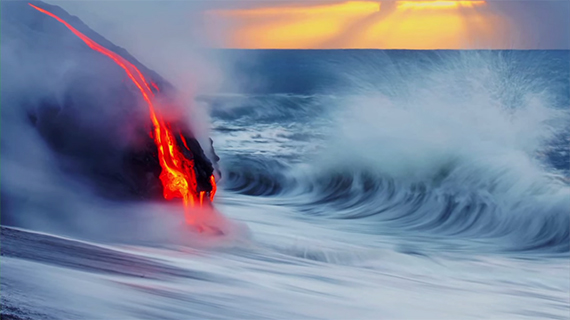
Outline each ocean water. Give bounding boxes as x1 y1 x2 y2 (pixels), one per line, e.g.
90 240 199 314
2 50 570 319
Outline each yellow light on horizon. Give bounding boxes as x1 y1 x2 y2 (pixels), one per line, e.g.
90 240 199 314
211 1 381 16
204 0 508 49
357 0 494 49
206 1 382 49
396 1 486 10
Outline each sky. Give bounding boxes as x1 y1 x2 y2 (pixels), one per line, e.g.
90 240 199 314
42 0 569 97
206 1 507 49
50 0 569 50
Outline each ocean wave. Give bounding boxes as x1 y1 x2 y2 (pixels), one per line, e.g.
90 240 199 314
204 93 336 123
202 50 570 255
221 155 570 254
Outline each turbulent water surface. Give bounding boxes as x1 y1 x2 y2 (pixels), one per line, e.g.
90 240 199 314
2 50 570 319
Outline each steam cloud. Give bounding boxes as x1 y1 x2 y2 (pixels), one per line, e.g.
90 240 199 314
0 1 229 241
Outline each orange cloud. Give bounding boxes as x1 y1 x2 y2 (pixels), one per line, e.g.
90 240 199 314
204 1 509 49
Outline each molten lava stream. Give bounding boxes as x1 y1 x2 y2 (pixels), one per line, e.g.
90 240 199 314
29 3 218 230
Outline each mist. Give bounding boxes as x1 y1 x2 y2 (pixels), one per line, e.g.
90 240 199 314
0 1 233 242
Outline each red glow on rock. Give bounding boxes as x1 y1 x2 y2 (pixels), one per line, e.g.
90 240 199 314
29 3 217 227
150 81 160 92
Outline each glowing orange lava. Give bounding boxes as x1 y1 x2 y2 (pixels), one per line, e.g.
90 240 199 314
29 3 217 223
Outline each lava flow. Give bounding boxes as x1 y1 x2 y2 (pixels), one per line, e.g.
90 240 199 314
29 3 217 225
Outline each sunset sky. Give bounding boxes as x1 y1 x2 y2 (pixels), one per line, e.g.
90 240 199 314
204 1 508 49
202 0 569 49
52 0 569 50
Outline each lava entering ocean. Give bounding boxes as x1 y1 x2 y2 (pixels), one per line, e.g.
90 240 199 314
28 3 217 228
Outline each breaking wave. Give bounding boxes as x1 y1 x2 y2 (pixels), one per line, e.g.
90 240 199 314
216 50 570 254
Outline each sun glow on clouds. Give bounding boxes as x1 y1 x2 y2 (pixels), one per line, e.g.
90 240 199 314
204 0 508 49
207 2 381 49
396 1 485 10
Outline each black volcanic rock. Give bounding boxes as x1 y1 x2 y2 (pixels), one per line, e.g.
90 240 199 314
1 1 217 201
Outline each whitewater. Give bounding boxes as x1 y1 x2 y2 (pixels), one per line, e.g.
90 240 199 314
2 43 569 320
